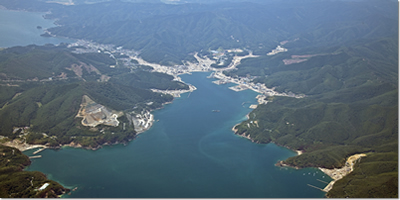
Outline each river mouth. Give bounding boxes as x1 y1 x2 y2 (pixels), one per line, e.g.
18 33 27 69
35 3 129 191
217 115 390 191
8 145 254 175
24 73 330 198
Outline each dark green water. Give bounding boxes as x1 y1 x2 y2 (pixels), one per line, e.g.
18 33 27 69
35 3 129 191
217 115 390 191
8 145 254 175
25 73 331 198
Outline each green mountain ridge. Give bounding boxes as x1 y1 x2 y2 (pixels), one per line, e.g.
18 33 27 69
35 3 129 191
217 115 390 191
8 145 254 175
0 45 180 148
5 0 393 65
232 36 398 197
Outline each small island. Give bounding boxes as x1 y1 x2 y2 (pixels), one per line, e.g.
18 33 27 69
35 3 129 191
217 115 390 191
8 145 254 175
40 32 51 37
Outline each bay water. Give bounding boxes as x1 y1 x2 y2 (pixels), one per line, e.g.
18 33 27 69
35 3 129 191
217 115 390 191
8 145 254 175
0 9 73 48
25 73 330 198
1 8 331 198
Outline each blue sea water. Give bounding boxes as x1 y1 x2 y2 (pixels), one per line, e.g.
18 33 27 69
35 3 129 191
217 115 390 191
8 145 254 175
0 8 331 198
24 73 331 198
0 9 74 48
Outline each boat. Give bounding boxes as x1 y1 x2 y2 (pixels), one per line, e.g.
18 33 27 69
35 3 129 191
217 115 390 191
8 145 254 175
212 110 220 112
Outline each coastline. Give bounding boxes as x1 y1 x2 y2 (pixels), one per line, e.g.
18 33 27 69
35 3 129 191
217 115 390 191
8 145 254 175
230 123 304 171
231 113 256 142
231 122 369 195
1 139 102 152
0 8 75 47
1 97 174 153
0 141 71 198
1 140 47 152
318 154 367 193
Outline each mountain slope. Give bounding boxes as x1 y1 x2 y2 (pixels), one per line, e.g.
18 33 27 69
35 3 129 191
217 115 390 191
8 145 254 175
0 45 177 148
5 0 394 65
233 36 398 197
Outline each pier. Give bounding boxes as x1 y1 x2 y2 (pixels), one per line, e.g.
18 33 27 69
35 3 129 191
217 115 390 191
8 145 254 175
33 148 46 155
307 184 324 191
29 155 42 159
317 179 329 184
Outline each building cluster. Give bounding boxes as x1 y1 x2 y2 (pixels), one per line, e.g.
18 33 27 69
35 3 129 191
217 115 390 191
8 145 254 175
267 45 288 56
126 110 154 133
151 84 197 98
66 40 304 105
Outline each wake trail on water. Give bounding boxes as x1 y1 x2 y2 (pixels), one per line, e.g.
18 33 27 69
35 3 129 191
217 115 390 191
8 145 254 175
197 130 231 170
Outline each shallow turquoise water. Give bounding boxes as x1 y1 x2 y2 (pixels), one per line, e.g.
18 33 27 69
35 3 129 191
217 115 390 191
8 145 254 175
0 9 73 47
25 73 331 198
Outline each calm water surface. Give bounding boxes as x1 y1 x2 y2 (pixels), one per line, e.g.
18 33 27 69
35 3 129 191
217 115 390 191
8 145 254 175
25 73 331 198
0 9 73 47
1 8 331 198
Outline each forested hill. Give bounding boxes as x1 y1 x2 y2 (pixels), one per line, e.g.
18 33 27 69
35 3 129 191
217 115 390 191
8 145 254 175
0 44 184 148
0 145 69 197
44 0 399 65
0 0 396 65
0 44 189 198
232 35 398 197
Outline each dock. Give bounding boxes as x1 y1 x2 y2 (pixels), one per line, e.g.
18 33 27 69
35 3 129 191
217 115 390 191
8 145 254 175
249 104 258 109
317 179 329 184
33 148 46 155
29 155 42 159
307 184 324 191
229 85 248 92
207 72 215 78
212 80 227 85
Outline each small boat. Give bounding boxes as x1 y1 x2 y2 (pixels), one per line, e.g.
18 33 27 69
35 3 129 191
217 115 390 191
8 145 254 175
212 110 220 112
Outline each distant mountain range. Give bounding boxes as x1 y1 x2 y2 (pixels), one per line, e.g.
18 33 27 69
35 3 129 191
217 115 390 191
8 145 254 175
41 0 396 65
0 0 396 65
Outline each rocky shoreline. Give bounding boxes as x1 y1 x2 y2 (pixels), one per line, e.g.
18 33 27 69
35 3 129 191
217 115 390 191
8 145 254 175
230 121 368 195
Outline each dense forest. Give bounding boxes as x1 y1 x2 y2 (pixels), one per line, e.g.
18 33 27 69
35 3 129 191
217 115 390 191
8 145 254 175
1 0 396 65
0 44 184 197
233 36 398 197
0 0 397 198
0 44 180 148
0 145 69 198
